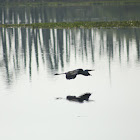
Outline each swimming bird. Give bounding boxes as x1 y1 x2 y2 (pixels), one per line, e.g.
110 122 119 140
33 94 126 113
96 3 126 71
54 68 94 80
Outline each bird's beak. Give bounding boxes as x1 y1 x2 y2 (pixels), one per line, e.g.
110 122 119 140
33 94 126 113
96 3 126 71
87 69 95 72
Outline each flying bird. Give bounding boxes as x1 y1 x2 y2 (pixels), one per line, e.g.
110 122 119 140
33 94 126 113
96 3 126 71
54 68 94 80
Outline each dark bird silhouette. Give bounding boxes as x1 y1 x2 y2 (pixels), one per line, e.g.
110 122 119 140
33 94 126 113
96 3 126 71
66 93 92 103
54 68 94 80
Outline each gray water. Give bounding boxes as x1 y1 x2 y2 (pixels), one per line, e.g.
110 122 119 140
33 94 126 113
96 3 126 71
0 3 140 140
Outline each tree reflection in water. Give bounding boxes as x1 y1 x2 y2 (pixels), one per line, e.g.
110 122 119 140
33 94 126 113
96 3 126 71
0 27 140 85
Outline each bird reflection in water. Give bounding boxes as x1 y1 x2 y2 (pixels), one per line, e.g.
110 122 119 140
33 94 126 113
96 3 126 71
66 93 92 103
56 93 93 103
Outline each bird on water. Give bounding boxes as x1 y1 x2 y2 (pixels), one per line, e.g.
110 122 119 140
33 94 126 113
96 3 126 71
54 68 94 80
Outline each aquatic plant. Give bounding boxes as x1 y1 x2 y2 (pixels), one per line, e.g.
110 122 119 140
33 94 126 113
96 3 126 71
1 21 140 29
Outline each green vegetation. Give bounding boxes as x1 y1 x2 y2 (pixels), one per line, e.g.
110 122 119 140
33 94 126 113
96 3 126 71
1 21 140 29
1 0 140 7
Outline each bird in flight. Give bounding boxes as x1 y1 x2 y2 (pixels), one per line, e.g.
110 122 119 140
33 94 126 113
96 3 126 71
54 68 94 80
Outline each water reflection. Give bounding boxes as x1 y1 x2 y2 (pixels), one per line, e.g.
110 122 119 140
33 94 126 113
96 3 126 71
0 27 140 86
66 93 92 103
1 4 140 24
55 92 92 103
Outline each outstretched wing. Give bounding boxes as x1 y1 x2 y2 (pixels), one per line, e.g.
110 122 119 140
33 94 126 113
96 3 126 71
66 73 77 79
65 69 79 80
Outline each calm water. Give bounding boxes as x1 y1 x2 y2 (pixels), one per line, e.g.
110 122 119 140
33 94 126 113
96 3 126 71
0 3 140 140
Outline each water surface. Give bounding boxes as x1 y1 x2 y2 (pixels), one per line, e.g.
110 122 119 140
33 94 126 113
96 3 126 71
0 27 140 140
1 2 140 140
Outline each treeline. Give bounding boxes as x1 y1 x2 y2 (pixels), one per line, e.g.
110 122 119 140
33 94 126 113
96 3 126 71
0 0 137 3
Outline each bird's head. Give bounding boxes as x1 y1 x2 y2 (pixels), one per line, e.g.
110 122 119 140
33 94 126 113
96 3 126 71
84 70 92 76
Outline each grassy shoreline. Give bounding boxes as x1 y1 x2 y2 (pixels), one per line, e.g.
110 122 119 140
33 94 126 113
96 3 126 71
1 21 140 29
1 1 140 7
